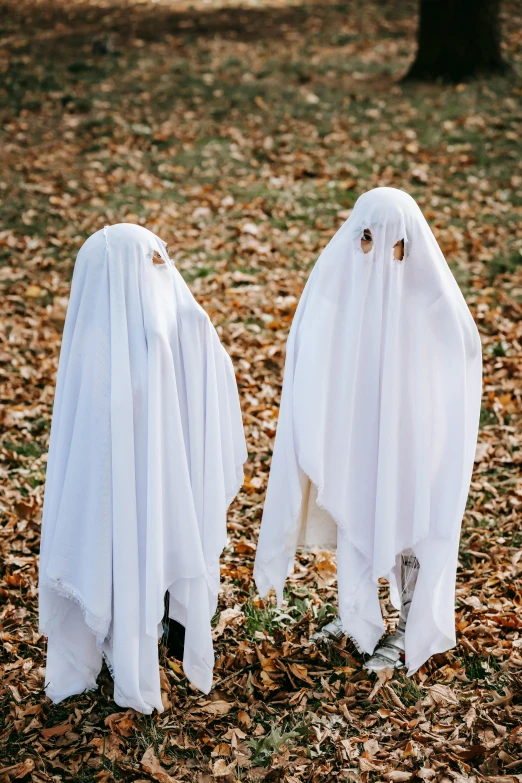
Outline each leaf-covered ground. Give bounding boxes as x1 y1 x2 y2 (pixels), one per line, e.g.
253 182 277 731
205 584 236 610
1 0 522 780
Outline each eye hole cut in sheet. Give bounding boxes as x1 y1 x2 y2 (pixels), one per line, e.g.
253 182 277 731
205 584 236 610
360 228 404 260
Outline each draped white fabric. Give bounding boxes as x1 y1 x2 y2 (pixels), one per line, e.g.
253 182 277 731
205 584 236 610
254 188 482 673
39 224 246 712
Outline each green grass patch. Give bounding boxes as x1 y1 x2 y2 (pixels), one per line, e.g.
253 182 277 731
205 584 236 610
248 717 311 766
2 439 46 459
464 654 501 681
488 250 522 281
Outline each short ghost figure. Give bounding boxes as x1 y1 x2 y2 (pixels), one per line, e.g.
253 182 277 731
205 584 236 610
254 188 482 674
39 224 246 712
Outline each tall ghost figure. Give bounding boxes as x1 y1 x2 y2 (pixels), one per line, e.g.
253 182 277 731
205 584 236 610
39 224 247 712
254 188 482 673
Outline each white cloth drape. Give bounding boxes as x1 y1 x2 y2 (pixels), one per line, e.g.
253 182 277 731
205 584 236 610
39 224 246 712
254 188 482 673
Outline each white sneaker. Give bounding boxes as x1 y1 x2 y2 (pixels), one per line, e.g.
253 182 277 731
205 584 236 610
311 616 344 643
364 625 406 671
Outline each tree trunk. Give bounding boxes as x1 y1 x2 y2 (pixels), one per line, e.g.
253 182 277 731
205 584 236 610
405 0 509 82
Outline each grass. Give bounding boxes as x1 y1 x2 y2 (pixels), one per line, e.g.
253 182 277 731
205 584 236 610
243 588 314 641
488 250 522 281
247 717 312 766
398 677 425 706
480 407 498 427
463 654 502 681
133 715 166 755
314 601 338 626
1 440 46 459
243 597 279 640
74 765 122 783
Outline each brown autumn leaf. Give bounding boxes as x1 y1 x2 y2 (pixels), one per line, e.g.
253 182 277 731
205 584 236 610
141 748 176 783
363 738 379 756
91 735 122 762
25 285 43 298
167 658 184 676
212 758 236 778
104 710 137 737
454 745 487 760
368 668 393 700
0 759 35 780
199 700 234 716
3 570 27 588
427 683 459 706
41 723 73 739
213 607 244 639
359 753 384 772
417 769 437 781
14 499 38 520
287 663 314 685
237 710 252 729
211 742 231 757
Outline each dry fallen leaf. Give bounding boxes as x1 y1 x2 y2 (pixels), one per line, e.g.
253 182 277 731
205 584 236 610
213 607 244 639
41 723 73 739
427 683 459 706
0 759 35 780
287 663 314 685
141 747 176 783
166 658 184 676
199 700 233 716
24 285 43 298
368 668 393 700
104 711 137 737
212 758 237 777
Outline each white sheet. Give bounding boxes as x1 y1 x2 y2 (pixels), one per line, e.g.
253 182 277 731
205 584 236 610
39 223 246 712
254 188 482 672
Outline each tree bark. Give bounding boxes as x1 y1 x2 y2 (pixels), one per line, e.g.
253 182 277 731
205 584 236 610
405 0 509 82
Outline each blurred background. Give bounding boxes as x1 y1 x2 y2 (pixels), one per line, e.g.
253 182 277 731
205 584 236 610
1 0 521 278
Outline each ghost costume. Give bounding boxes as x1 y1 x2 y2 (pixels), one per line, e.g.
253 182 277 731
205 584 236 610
254 188 481 674
39 224 246 712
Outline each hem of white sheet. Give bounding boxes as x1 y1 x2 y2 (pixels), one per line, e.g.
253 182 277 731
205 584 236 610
335 613 373 656
255 464 377 596
302 463 402 583
43 465 246 706
46 682 98 705
256 460 374 578
182 644 214 695
255 469 375 656
41 575 119 705
254 465 458 668
297 543 337 553
39 575 109 640
113 685 161 715
406 633 455 676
